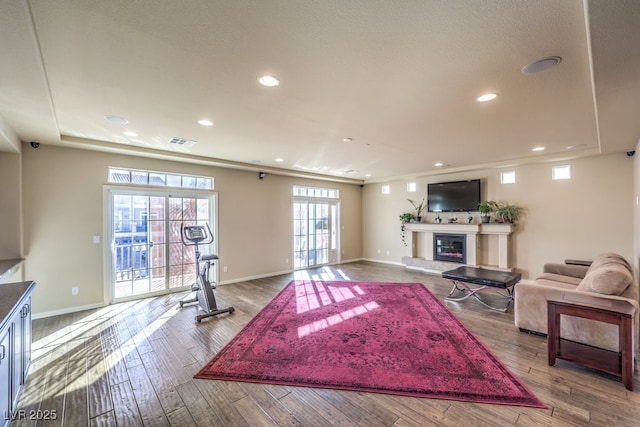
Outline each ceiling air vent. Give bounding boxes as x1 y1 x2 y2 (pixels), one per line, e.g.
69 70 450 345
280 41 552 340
168 137 197 147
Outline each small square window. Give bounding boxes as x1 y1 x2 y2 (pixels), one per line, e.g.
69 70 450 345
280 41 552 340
407 182 417 192
381 185 391 194
552 165 571 180
501 171 516 184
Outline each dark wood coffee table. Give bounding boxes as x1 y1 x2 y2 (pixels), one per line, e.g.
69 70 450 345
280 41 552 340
441 266 521 312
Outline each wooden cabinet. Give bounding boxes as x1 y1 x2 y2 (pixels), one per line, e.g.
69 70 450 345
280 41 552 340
0 281 35 427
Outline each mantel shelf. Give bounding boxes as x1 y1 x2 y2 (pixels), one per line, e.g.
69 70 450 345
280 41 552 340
404 223 515 235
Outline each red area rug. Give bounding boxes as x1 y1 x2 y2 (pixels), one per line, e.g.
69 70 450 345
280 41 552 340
195 280 545 408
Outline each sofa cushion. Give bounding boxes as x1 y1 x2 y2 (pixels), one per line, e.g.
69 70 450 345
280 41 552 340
537 272 582 287
577 262 633 295
589 252 632 271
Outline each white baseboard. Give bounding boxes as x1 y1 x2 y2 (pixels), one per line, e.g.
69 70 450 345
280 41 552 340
33 302 107 320
219 269 293 285
340 258 365 264
219 259 371 285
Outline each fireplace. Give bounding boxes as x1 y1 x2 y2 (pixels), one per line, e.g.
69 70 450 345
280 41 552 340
433 233 466 263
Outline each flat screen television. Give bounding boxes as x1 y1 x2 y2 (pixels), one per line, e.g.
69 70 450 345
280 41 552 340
427 179 481 212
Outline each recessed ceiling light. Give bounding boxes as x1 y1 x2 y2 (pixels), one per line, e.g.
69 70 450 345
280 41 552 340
532 146 546 152
258 75 280 87
477 93 498 102
365 174 372 177
342 137 353 142
434 162 444 167
104 115 128 124
123 131 138 137
522 56 562 75
566 144 587 150
275 158 284 162
197 119 214 126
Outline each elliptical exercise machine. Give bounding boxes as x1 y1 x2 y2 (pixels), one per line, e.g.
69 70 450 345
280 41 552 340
178 223 234 323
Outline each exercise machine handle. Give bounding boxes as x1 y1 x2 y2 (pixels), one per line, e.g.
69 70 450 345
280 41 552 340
180 222 214 246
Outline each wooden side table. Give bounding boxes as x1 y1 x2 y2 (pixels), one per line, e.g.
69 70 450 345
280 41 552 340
547 299 634 390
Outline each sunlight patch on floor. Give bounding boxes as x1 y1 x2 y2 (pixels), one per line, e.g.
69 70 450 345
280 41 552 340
298 301 379 338
25 298 181 402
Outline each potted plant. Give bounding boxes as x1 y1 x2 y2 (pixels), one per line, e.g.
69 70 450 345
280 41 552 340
407 198 427 222
399 212 415 246
478 201 498 224
495 202 522 223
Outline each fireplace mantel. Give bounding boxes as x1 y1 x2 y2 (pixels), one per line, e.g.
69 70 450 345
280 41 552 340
404 222 515 270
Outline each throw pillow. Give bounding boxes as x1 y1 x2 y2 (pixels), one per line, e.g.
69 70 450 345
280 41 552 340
577 263 632 295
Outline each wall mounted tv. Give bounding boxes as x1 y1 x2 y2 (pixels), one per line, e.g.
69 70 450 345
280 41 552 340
427 179 481 212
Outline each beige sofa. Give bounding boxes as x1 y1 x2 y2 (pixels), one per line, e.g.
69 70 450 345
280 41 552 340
514 253 638 353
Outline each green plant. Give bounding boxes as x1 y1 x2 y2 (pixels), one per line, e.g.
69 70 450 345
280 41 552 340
495 202 522 223
478 200 498 216
399 212 415 246
407 198 427 217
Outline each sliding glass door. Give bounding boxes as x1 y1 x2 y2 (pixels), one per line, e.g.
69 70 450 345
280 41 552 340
106 188 215 302
293 200 339 269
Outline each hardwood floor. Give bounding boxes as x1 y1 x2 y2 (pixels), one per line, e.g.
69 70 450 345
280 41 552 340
12 262 640 426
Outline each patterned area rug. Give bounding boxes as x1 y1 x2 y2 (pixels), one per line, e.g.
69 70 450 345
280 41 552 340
195 280 545 408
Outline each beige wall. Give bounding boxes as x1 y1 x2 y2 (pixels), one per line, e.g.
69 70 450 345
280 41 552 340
21 143 362 316
363 153 634 280
0 152 23 260
15 141 636 317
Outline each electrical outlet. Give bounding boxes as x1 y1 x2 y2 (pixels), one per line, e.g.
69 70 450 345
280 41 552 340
93 235 100 244
71 287 79 295
223 266 228 273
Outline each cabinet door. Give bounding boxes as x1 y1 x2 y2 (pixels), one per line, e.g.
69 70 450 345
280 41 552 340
10 309 21 412
21 300 32 382
0 327 11 427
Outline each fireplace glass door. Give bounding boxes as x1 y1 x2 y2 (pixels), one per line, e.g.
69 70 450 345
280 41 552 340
434 233 466 263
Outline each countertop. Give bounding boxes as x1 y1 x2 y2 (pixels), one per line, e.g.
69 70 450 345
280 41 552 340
0 280 36 331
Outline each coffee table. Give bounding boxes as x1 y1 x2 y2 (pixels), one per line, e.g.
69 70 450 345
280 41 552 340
441 266 521 312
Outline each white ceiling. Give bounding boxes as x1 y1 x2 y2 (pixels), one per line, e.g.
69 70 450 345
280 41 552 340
1 0 639 183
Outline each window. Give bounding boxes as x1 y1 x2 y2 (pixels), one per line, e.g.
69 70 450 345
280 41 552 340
108 168 213 189
407 182 417 192
552 165 571 180
501 171 516 184
381 185 390 194
293 185 339 199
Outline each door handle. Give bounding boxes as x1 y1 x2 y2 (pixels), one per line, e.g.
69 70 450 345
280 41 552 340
0 345 5 361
